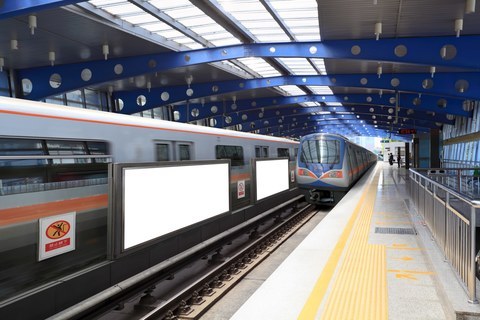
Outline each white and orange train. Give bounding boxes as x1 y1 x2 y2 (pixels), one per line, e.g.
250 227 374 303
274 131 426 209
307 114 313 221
0 96 298 300
296 133 377 205
0 96 299 214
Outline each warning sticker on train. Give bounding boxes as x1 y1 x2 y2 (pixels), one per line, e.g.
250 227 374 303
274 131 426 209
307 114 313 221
38 212 76 261
238 180 246 199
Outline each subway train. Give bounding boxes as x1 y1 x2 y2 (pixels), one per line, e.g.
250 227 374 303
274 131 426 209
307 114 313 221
0 96 298 301
296 133 377 205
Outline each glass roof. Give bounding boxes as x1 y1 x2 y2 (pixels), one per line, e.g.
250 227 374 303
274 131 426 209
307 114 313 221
216 0 291 42
268 0 320 41
308 86 334 95
86 0 346 125
237 57 281 77
278 85 306 96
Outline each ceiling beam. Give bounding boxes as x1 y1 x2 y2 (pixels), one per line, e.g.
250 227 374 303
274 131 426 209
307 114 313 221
113 73 480 114
17 37 480 100
0 0 87 19
172 94 469 122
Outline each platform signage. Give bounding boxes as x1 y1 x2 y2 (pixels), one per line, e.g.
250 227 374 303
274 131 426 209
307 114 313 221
237 180 246 199
38 212 76 261
398 128 416 134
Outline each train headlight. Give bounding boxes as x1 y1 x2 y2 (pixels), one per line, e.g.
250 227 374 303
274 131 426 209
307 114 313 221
297 168 317 179
320 170 344 179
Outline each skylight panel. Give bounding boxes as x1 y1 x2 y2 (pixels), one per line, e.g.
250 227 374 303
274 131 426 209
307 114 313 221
301 102 321 107
141 22 172 32
268 0 320 41
237 57 281 77
278 58 317 75
155 29 188 39
89 0 125 7
162 7 204 20
311 59 327 75
148 0 192 10
98 3 143 16
308 86 334 95
149 1 241 47
122 13 159 25
216 0 290 42
278 85 306 96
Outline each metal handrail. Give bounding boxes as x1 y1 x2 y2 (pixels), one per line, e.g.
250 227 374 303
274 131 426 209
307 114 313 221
409 168 479 303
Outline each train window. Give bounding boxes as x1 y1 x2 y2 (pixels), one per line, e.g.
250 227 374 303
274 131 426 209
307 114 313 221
0 138 47 167
86 141 109 163
300 140 340 164
46 140 89 164
216 145 244 166
156 144 170 161
255 146 269 158
178 144 191 160
277 148 289 158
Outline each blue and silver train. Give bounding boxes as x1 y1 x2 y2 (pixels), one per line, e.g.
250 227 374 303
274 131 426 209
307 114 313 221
296 133 377 205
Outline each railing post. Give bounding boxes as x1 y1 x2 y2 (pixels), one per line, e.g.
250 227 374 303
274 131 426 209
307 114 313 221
469 205 478 304
445 192 449 260
458 170 462 193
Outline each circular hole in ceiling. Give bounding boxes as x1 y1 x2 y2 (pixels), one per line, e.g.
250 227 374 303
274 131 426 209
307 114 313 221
422 78 434 89
114 64 123 75
455 79 469 93
351 45 361 55
148 59 157 68
391 78 400 87
191 108 199 117
161 92 169 101
440 45 457 60
437 98 447 109
136 95 146 107
81 68 92 82
22 78 33 95
49 73 62 89
116 98 124 111
394 45 408 57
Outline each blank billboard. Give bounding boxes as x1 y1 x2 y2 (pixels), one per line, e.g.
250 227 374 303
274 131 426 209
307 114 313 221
123 162 230 250
256 159 289 201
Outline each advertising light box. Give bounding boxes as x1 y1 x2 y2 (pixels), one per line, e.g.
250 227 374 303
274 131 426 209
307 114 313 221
122 162 230 250
255 158 289 201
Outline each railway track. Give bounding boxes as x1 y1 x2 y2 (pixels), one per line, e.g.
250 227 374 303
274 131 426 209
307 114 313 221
51 198 318 320
138 203 317 320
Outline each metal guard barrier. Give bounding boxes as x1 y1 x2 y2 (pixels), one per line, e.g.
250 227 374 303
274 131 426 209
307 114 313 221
409 168 480 304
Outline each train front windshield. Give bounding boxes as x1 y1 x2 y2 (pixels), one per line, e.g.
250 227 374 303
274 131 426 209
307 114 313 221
300 140 340 164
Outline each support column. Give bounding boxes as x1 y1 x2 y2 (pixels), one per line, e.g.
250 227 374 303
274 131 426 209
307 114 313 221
413 137 419 168
430 128 440 168
405 142 410 170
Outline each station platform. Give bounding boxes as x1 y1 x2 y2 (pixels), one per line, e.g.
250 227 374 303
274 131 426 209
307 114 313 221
227 162 480 320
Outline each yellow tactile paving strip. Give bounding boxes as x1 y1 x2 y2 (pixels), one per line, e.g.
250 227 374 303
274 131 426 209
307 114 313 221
298 169 388 320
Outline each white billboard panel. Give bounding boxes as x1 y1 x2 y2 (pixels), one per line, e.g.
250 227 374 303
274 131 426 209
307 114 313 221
256 159 289 201
123 163 230 250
